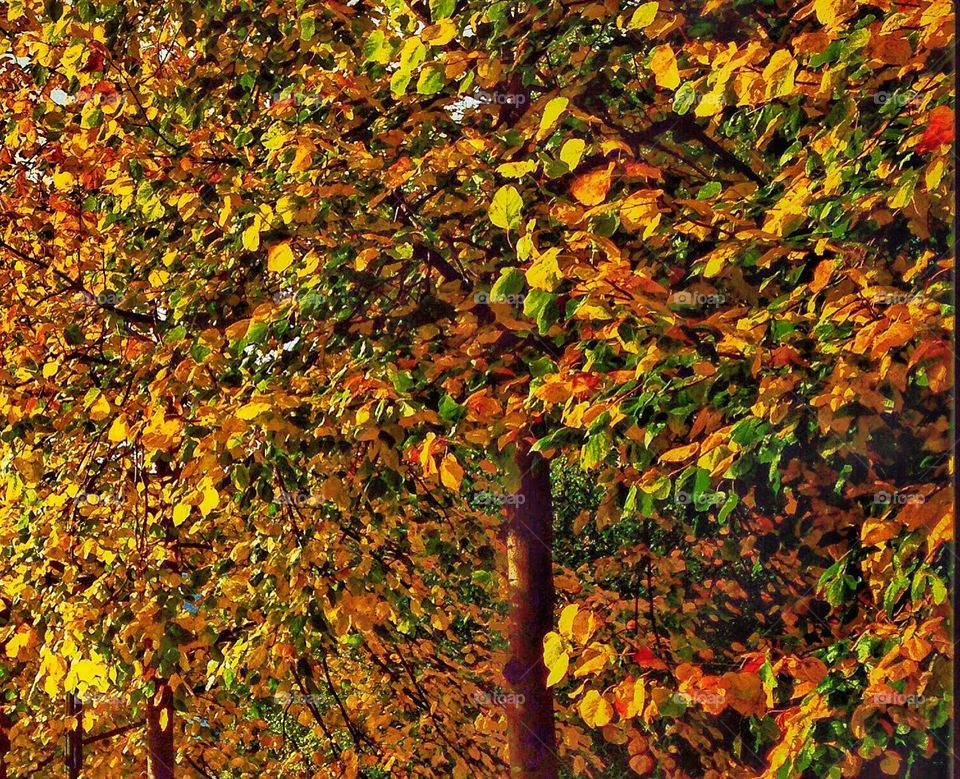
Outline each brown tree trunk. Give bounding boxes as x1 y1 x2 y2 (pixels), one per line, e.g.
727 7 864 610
146 679 175 779
504 442 558 779
66 693 82 779
0 711 10 779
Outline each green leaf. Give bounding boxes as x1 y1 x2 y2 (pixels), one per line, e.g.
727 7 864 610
429 0 455 20
673 82 697 115
697 181 722 199
300 13 315 41
489 185 523 230
363 30 392 64
417 64 445 95
580 432 609 470
490 267 525 299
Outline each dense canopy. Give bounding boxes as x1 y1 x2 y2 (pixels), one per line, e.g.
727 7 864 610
0 0 953 777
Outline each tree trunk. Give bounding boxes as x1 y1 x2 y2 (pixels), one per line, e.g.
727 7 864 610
146 679 175 779
0 710 10 779
66 693 82 779
504 442 558 778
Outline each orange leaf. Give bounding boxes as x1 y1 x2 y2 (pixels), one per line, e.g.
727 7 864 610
570 163 614 206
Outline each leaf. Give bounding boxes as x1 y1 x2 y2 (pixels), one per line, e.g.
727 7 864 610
108 416 128 443
242 219 261 251
237 401 273 421
538 97 568 139
631 646 667 670
173 503 191 527
497 160 538 178
620 189 662 236
659 442 699 463
490 267 525 300
489 185 523 230
543 632 569 687
416 64 445 95
673 82 697 114
813 0 856 28
88 393 112 422
762 50 797 99
300 13 315 41
429 0 455 19
579 690 613 727
526 248 562 291
559 139 585 171
439 454 464 490
628 1 658 29
916 106 955 154
267 242 294 273
649 45 680 90
571 164 614 206
199 484 219 518
558 604 578 639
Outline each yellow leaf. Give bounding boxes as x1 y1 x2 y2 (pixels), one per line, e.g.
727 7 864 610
439 454 464 491
628 1 658 29
558 604 579 639
159 709 169 732
291 140 314 172
543 632 569 688
108 416 128 443
89 393 112 422
762 50 797 99
574 646 609 678
579 690 613 727
538 97 569 139
571 163 614 206
237 401 273 420
497 160 538 178
633 679 646 717
526 248 562 291
5 625 33 659
199 484 219 518
559 139 585 171
659 442 699 463
242 217 262 251
814 0 855 29
422 18 457 45
268 242 294 273
649 45 680 90
173 503 191 527
620 189 662 235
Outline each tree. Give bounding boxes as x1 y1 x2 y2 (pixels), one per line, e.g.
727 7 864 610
0 0 953 776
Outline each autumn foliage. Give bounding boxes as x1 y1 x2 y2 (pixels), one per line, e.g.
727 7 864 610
0 0 953 777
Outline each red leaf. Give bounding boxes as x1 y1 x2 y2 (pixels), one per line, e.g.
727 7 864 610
915 106 954 154
631 646 667 670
